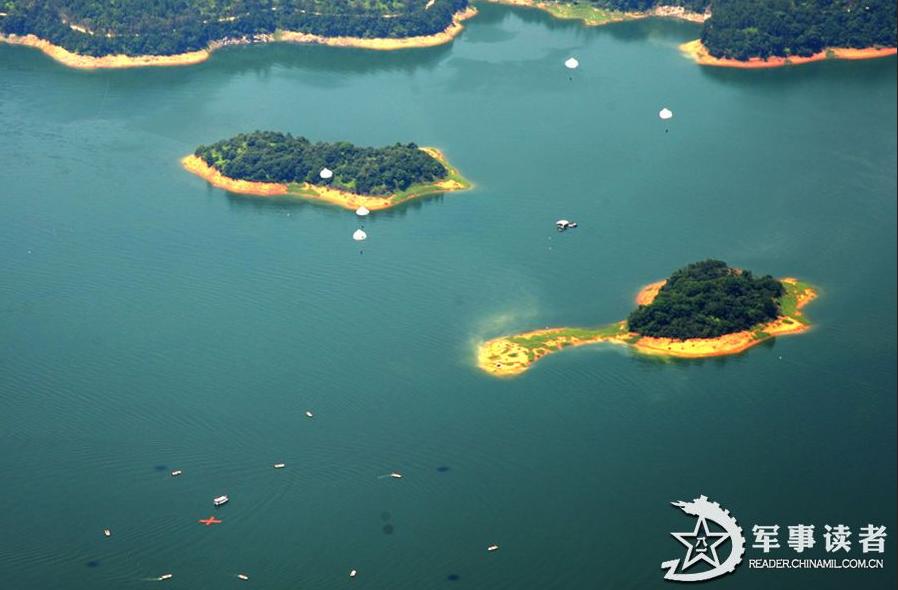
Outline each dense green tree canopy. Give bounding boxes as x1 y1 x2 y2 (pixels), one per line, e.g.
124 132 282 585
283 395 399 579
0 0 468 56
195 131 449 196
701 0 896 59
627 260 785 339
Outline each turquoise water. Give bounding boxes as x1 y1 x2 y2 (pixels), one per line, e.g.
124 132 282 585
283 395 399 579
1 4 895 588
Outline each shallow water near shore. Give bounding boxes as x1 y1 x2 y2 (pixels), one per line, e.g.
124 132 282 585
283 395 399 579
1 4 896 589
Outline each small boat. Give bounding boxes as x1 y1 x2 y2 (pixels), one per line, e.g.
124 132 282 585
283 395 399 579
237 573 249 580
159 573 173 581
273 463 286 469
305 411 314 418
389 472 403 479
487 544 500 552
555 219 577 231
103 529 111 537
213 495 229 507
170 470 182 477
349 569 358 578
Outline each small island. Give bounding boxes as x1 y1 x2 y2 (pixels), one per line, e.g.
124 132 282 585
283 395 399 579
182 131 471 211
477 260 818 377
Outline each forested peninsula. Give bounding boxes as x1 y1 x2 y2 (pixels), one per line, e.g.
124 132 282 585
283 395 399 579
477 260 818 377
0 0 475 68
484 0 896 65
182 131 471 211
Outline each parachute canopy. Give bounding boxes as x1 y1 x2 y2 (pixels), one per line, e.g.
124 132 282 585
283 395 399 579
659 108 673 120
352 229 367 241
564 57 579 69
355 206 370 217
319 167 334 180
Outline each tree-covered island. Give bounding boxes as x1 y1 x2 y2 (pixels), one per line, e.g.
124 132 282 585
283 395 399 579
626 259 784 339
182 131 471 211
477 260 818 377
0 0 475 68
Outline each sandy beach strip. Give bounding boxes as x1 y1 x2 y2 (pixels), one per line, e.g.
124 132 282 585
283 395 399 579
680 39 897 69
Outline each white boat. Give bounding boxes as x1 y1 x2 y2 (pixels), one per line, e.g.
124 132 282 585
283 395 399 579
273 463 286 469
487 544 500 552
389 472 403 479
213 495 229 507
103 529 111 537
170 470 182 477
159 573 173 581
349 569 358 578
237 573 249 580
305 410 314 418
555 219 577 231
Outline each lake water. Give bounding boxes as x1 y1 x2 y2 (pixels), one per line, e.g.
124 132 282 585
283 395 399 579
1 4 895 589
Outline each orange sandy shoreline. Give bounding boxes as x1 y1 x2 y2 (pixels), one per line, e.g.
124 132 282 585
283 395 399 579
0 33 211 69
477 277 818 376
278 6 477 50
0 7 477 70
181 148 468 212
680 39 897 69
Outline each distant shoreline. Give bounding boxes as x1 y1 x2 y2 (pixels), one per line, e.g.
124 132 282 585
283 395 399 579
477 278 818 377
481 2 895 68
481 0 708 26
181 147 471 212
0 7 477 70
680 39 898 69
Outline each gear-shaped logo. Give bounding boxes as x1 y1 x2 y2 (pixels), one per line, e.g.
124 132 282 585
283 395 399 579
661 495 745 582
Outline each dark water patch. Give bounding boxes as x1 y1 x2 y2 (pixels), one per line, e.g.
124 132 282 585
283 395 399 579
447 573 460 581
85 560 100 568
380 511 392 521
436 466 450 473
382 524 394 535
153 465 167 471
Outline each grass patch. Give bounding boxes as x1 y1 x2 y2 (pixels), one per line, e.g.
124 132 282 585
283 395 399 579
508 322 626 351
539 2 629 25
778 279 815 322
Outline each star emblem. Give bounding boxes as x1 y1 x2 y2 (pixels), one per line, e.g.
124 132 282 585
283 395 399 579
198 516 222 526
671 516 729 571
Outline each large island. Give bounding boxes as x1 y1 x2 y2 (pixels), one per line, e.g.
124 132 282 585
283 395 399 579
182 131 471 211
0 0 475 69
478 260 818 377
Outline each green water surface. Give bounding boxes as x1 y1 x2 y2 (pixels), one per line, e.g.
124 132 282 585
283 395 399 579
1 4 895 589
